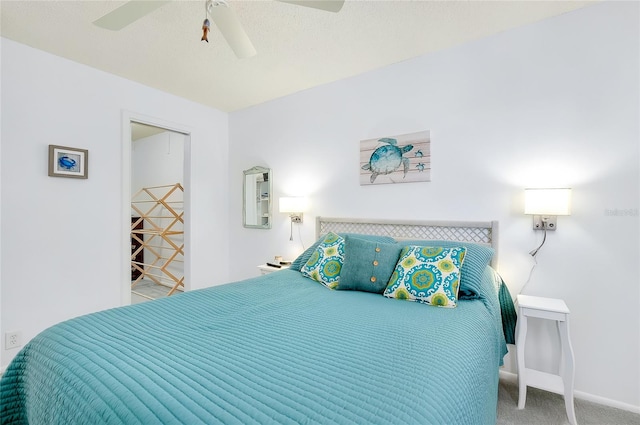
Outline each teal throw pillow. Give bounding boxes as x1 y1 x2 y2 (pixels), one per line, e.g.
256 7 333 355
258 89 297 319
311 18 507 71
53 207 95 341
292 233 396 271
337 236 402 293
383 246 467 308
301 232 345 289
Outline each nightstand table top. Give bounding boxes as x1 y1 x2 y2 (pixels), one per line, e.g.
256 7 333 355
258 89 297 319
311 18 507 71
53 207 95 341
517 294 570 314
258 263 291 274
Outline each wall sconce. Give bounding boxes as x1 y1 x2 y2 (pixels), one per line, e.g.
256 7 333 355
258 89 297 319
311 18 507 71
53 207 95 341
279 197 309 240
524 188 571 256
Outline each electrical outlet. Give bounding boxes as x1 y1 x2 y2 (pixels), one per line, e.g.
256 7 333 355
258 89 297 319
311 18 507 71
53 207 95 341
5 331 22 350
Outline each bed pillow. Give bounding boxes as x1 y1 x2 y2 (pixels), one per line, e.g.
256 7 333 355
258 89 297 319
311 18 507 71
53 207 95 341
399 239 494 299
301 232 345 289
291 233 396 271
383 245 467 308
336 236 402 293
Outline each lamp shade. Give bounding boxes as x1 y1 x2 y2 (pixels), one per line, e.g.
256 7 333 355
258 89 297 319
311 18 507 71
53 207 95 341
524 188 571 216
279 197 309 213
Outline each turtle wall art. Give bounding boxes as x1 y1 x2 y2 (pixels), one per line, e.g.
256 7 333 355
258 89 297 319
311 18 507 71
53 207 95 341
360 131 430 185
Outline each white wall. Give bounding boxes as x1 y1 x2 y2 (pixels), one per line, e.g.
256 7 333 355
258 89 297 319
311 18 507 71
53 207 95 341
0 38 230 367
229 2 639 410
132 131 185 193
0 37 3 363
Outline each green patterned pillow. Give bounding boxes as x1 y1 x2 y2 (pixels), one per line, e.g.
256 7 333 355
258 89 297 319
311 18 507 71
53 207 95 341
383 246 467 308
400 239 494 299
301 232 345 289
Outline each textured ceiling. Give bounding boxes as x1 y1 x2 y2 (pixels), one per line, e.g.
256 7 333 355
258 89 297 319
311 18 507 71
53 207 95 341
1 0 595 112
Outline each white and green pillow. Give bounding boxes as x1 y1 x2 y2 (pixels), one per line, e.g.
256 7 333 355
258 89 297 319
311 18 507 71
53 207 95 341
301 232 345 289
399 239 494 299
383 246 466 308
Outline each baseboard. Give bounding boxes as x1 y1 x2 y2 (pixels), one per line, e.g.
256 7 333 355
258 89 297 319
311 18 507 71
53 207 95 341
499 370 640 414
499 369 518 383
573 390 640 415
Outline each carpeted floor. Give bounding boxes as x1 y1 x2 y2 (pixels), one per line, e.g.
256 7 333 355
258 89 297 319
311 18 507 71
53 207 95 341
497 377 640 425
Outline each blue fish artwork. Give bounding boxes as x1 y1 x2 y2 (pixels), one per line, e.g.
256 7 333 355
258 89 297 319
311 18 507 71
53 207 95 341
58 155 77 170
361 138 414 183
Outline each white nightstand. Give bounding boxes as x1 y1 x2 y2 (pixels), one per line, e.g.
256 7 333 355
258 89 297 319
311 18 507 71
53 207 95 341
515 294 577 425
258 264 291 275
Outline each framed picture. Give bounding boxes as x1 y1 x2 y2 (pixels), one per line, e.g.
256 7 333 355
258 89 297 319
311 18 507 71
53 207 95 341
360 130 430 185
48 145 88 179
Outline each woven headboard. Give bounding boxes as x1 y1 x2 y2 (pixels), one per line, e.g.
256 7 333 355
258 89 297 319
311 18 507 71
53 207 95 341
316 217 499 267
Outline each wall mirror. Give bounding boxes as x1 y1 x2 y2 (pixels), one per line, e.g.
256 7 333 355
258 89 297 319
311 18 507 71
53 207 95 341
243 166 272 229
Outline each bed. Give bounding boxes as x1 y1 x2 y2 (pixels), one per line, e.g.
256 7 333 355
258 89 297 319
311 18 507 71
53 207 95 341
0 218 515 425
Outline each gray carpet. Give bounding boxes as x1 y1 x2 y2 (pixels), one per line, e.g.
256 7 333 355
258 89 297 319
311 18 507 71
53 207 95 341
498 378 640 425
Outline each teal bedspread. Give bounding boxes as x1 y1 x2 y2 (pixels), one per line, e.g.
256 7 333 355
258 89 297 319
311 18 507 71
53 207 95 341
1 269 509 424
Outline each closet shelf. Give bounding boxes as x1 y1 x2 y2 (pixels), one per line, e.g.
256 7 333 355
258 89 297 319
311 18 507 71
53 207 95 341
131 183 184 296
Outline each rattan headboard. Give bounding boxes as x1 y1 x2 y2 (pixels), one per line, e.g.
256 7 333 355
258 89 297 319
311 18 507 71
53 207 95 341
316 217 499 267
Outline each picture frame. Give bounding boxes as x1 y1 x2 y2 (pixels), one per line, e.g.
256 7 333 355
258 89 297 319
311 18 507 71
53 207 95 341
360 130 430 185
48 145 88 179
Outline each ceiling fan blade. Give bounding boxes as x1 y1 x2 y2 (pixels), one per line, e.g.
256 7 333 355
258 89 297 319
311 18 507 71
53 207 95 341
276 0 344 13
93 1 171 31
209 4 257 59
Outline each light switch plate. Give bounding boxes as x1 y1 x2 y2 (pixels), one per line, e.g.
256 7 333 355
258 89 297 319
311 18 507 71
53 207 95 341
533 215 557 231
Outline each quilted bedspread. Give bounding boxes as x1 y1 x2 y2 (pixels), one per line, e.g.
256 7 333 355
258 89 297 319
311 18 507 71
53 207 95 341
1 269 508 425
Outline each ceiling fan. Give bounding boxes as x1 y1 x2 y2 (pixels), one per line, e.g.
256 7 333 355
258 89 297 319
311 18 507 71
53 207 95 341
93 0 345 59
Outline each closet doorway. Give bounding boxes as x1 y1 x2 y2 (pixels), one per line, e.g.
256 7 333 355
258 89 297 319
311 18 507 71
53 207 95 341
121 113 191 306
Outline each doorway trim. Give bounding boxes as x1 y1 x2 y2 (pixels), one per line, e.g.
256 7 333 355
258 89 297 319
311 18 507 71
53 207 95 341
121 110 192 306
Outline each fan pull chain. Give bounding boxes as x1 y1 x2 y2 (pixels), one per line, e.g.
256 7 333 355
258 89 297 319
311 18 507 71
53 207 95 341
201 0 211 43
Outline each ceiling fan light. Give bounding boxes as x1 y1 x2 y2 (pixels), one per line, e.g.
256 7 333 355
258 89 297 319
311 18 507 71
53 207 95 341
206 0 229 15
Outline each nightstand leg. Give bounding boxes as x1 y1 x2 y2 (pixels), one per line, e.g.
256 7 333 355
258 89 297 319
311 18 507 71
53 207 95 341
558 320 577 425
515 313 528 409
